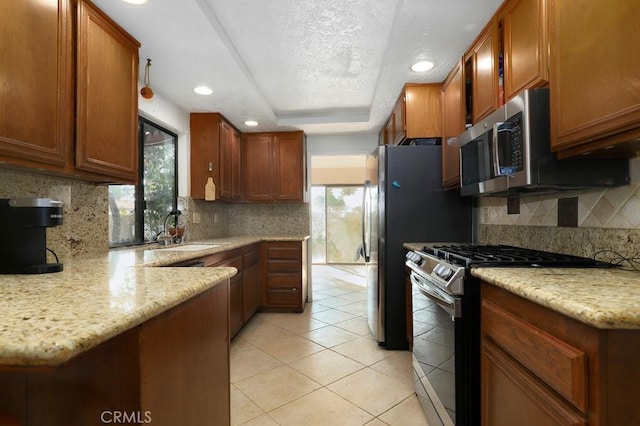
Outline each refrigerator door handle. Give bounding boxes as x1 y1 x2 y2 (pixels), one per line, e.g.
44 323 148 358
361 180 370 262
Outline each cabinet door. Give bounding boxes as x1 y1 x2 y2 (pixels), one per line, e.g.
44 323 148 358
502 0 548 100
384 116 394 145
392 95 405 144
482 339 586 426
405 84 442 139
274 133 304 202
217 255 244 338
243 260 260 320
219 120 235 200
231 129 242 199
0 0 73 168
229 274 243 338
471 21 499 123
75 1 139 183
442 63 465 189
243 134 274 201
549 0 640 153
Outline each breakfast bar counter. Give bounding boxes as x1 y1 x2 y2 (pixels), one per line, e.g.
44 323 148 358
0 248 236 368
0 235 308 425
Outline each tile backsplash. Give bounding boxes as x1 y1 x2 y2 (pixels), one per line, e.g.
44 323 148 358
184 198 310 241
0 167 311 262
0 168 109 262
477 157 640 258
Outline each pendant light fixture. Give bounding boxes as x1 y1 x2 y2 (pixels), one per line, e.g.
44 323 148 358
140 58 154 99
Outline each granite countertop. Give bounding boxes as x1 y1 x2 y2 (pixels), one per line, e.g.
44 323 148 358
472 267 640 330
403 242 640 330
0 235 308 368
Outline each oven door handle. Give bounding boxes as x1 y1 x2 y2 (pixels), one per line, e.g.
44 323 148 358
411 273 461 319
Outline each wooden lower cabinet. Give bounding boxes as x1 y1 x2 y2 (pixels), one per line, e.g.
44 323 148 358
262 241 308 312
203 244 261 339
217 255 243 338
0 282 230 426
242 247 261 320
481 283 640 425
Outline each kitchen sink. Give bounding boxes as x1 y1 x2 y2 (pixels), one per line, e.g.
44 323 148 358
156 243 230 251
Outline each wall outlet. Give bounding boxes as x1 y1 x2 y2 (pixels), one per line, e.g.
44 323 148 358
192 212 201 224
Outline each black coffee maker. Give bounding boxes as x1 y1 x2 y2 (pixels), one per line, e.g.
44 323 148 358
0 198 64 274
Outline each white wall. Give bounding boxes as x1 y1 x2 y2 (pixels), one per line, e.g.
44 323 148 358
306 134 378 157
137 89 191 197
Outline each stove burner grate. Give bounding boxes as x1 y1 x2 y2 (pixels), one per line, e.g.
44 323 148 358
421 245 612 268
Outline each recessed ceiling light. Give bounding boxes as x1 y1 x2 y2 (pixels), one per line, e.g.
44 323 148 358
193 86 213 95
411 61 435 73
121 0 148 5
244 120 259 126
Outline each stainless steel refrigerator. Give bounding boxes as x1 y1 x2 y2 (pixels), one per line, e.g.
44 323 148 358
360 144 472 350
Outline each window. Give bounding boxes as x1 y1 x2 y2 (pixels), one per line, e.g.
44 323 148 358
311 185 364 264
108 117 178 246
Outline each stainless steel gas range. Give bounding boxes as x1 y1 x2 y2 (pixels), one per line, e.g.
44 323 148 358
405 244 615 426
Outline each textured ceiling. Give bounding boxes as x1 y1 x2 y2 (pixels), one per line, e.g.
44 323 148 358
92 0 503 135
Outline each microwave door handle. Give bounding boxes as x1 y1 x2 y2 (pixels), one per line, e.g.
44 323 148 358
492 122 505 176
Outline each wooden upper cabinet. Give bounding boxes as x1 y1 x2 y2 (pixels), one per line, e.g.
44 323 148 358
219 121 241 200
0 0 139 183
548 0 640 156
242 133 275 202
190 113 241 201
392 96 405 144
389 84 442 145
378 115 395 145
75 0 140 183
243 131 305 203
467 19 499 123
274 132 305 202
501 0 549 101
442 61 466 189
190 113 220 200
0 0 73 169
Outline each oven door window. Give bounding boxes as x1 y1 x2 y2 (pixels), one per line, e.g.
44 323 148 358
412 275 457 424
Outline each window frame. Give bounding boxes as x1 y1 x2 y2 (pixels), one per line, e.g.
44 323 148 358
108 116 178 248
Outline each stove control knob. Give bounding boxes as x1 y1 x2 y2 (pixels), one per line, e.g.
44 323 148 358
407 252 424 266
434 265 454 280
441 266 454 280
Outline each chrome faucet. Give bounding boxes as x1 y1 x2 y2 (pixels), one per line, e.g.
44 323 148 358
156 209 182 245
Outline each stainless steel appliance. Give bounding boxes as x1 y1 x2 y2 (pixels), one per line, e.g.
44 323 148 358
406 244 617 425
0 198 64 274
360 145 472 350
458 88 629 196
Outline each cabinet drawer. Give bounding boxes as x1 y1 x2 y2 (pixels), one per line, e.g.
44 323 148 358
267 273 300 289
267 289 300 306
482 300 587 411
268 259 300 273
266 246 301 260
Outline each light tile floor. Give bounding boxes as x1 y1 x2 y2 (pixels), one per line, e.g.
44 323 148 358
230 265 430 426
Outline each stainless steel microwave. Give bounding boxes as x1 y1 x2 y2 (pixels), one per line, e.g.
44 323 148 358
458 88 629 196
